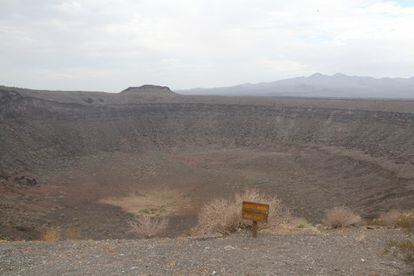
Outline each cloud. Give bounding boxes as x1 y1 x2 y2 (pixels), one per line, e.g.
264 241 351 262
0 0 413 91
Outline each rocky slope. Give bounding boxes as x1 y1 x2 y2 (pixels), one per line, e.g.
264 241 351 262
0 85 413 240
1 85 413 176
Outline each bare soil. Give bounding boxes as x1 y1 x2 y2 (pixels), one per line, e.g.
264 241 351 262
1 229 413 275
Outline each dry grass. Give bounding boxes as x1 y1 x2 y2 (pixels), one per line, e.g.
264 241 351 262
195 189 290 235
378 210 414 231
128 215 167 238
384 211 414 265
100 188 191 217
195 198 241 235
386 239 414 265
289 217 313 229
398 211 414 232
65 227 81 240
42 227 61 243
265 217 319 235
324 207 361 229
378 210 402 227
397 240 414 263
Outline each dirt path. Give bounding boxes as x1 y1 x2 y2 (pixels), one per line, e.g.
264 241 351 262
1 229 412 275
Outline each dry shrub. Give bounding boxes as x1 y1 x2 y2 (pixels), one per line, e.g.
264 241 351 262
371 218 381 226
379 210 402 227
324 207 361 229
42 228 61 243
290 217 313 229
268 217 319 234
128 215 167 238
65 227 81 240
397 240 414 264
196 198 241 235
196 189 290 235
398 211 414 232
386 239 414 265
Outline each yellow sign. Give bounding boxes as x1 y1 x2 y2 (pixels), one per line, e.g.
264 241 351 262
242 201 269 223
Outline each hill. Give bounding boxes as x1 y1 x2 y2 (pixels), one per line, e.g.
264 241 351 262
178 73 414 99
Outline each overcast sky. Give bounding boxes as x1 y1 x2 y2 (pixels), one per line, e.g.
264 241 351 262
0 0 413 91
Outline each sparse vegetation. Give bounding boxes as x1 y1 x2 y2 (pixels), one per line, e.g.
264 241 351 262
42 227 61 243
128 215 167 238
374 210 414 231
65 227 81 240
290 217 312 229
378 209 402 227
196 198 240 235
100 189 190 218
397 211 414 232
195 189 290 235
382 210 414 266
324 207 361 229
371 218 381 225
386 240 414 265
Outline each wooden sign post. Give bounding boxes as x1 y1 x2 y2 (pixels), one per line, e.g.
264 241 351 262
242 201 269 238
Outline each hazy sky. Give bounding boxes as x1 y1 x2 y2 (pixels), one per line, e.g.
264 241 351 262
1 0 413 91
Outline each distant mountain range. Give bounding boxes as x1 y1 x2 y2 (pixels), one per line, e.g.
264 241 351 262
177 73 414 99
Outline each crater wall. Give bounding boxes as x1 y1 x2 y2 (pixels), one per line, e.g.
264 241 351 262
1 87 414 178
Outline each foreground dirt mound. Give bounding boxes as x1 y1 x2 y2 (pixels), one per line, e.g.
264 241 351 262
0 85 414 240
0 229 412 275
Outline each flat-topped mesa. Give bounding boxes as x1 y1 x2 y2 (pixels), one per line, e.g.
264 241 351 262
121 85 177 97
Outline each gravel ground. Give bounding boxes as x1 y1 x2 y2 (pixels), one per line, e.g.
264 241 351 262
0 229 412 275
